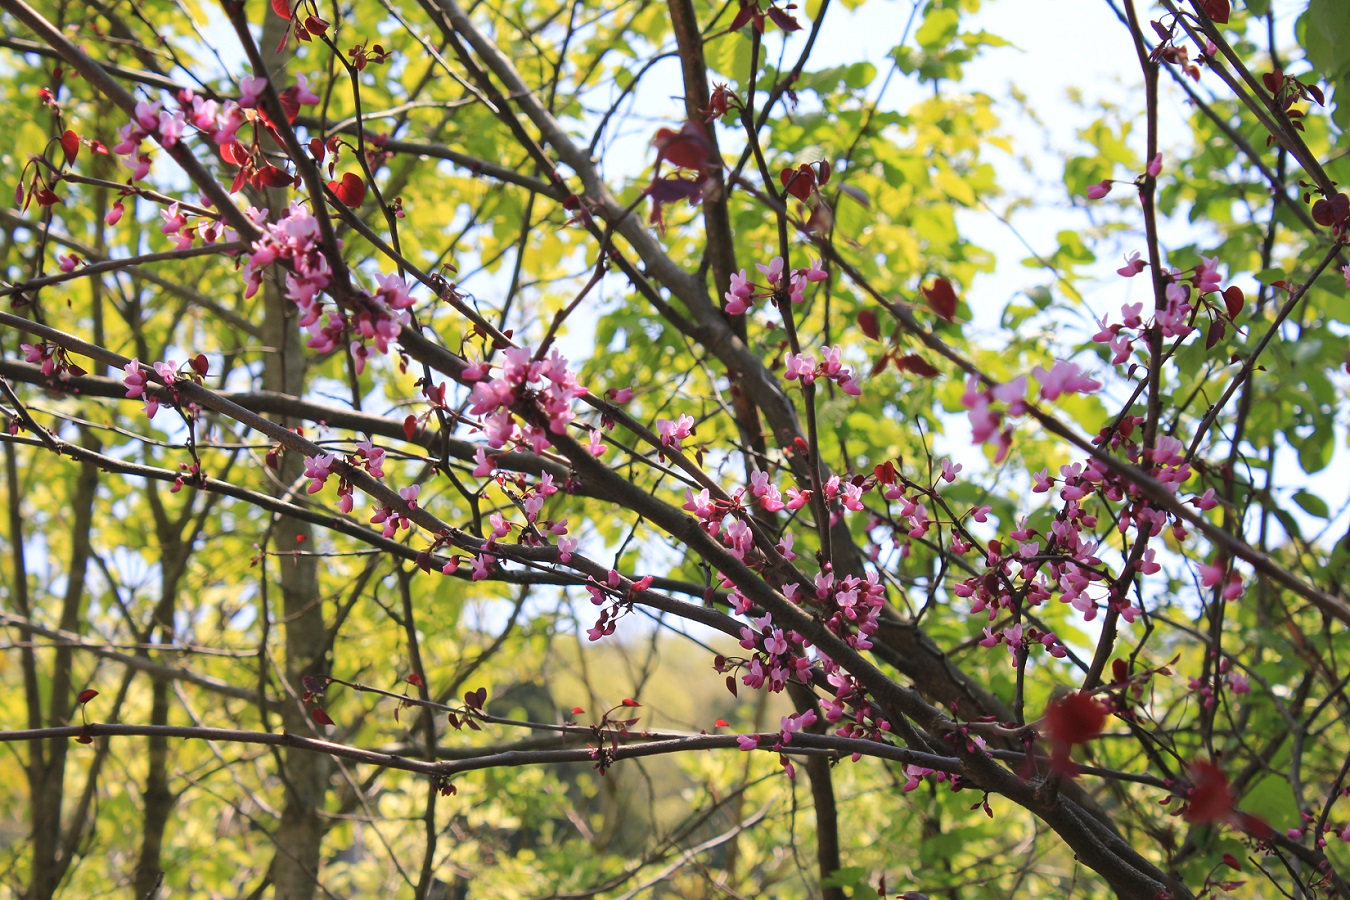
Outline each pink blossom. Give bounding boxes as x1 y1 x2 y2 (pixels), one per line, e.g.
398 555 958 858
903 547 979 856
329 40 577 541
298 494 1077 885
1198 559 1226 588
940 458 962 483
239 75 268 108
118 356 142 396
303 454 335 493
557 536 577 563
133 100 162 132
724 268 755 314
1195 256 1223 295
756 256 784 286
1147 152 1163 178
105 201 125 226
1189 488 1218 511
784 352 815 384
608 386 634 403
156 108 186 147
991 375 1028 414
160 202 187 236
587 428 608 457
1086 180 1112 200
656 413 695 449
292 74 321 107
374 272 416 309
1035 360 1102 401
1117 251 1146 277
779 709 818 743
736 734 759 751
471 553 496 581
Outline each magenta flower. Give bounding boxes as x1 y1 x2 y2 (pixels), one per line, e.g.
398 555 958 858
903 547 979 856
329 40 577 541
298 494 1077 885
238 75 268 108
656 413 695 449
1117 251 1146 277
1086 180 1112 200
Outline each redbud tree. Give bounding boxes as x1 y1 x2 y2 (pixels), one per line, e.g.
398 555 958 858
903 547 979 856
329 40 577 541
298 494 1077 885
1 0 1349 896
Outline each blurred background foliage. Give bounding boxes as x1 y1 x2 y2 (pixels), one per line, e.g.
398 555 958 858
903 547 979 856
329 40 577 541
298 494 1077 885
0 0 1349 896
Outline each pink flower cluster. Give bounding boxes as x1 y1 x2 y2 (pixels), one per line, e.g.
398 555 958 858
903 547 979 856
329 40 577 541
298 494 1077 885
1096 256 1237 362
960 362 1100 461
465 347 590 455
979 621 1068 664
122 358 180 418
585 569 653 641
370 484 421 538
723 257 827 315
300 439 388 514
785 346 862 396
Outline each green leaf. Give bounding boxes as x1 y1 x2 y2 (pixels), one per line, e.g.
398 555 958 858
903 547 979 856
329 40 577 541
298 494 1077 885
915 9 960 50
1292 490 1330 519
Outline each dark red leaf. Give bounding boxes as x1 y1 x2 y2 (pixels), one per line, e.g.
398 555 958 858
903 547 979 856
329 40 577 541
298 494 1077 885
1313 198 1335 226
1222 285 1244 320
728 2 755 31
311 707 335 726
817 159 831 184
621 698 641 707
271 0 293 19
765 5 802 31
726 675 738 696
874 460 896 485
894 354 940 378
1111 658 1129 685
858 308 880 340
190 353 209 376
1222 853 1242 871
1205 319 1225 350
220 141 249 167
1043 691 1106 747
59 129 79 165
1234 811 1274 840
648 176 704 205
34 188 61 207
331 172 366 207
253 165 293 188
403 415 418 440
76 732 93 744
1200 0 1229 23
648 175 705 230
407 673 425 687
308 137 326 165
76 688 99 704
572 706 585 714
464 686 487 710
652 121 717 172
1308 84 1326 106
1262 69 1283 94
301 675 328 694
304 15 329 35
780 165 814 201
1184 759 1233 824
921 277 958 322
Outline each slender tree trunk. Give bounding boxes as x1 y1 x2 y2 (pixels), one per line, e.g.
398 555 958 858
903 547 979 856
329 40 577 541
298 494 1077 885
257 12 331 899
28 431 101 899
